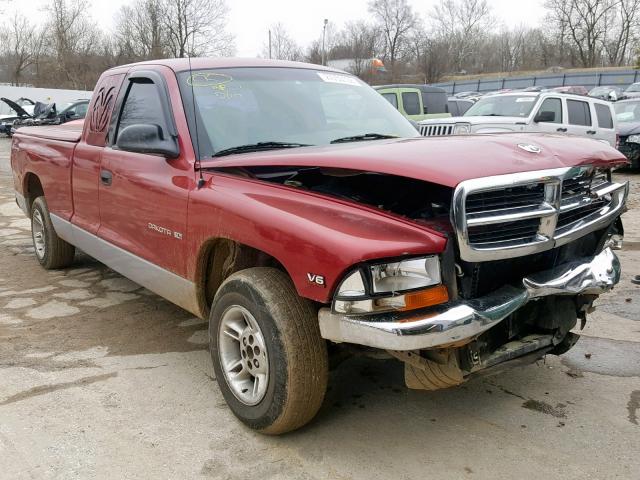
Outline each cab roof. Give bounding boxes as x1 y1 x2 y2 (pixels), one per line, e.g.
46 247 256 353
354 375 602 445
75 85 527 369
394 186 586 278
107 57 346 75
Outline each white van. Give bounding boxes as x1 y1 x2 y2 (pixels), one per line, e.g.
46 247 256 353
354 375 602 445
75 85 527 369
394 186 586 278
418 92 617 146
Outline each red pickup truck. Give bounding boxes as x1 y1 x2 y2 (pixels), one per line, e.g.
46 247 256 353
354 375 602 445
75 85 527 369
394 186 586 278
10 58 629 434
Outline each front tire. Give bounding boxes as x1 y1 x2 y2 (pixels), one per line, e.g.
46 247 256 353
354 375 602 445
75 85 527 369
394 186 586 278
209 267 328 434
30 196 75 269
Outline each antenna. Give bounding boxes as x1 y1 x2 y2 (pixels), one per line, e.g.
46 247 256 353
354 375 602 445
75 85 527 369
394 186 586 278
188 53 205 189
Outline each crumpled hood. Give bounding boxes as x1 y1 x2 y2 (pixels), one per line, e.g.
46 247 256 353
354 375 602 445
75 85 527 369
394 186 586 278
0 97 31 118
418 115 524 125
617 122 640 136
204 133 628 188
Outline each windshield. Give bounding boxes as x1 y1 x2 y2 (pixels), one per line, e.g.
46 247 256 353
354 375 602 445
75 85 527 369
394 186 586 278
464 95 537 117
614 101 640 123
626 83 640 92
178 67 418 157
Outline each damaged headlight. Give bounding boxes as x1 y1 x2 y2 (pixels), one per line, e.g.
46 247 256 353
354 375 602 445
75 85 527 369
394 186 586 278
334 256 448 315
627 134 640 144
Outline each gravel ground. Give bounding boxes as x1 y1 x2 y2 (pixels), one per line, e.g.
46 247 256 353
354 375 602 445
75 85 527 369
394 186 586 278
0 138 638 480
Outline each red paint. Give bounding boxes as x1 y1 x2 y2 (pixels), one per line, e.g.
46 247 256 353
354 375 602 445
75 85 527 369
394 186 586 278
9 59 629 305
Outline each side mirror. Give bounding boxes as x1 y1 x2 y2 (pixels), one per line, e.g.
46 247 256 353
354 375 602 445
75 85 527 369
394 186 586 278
65 110 75 118
116 124 179 158
534 111 555 123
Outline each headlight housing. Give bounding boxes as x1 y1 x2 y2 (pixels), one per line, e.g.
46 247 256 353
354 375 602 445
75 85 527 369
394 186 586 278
453 123 471 135
334 256 447 315
627 134 640 144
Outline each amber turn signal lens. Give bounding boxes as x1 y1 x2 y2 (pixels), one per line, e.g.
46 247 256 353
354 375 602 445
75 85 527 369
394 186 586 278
400 285 449 312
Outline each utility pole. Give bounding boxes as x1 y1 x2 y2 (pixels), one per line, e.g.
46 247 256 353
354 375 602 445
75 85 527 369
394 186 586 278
268 29 272 59
321 19 328 66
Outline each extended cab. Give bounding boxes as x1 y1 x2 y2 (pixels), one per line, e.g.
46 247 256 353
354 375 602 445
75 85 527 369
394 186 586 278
11 59 629 434
419 91 617 147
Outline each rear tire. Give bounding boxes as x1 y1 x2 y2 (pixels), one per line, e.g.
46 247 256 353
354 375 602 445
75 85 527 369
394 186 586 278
209 267 328 434
30 196 75 269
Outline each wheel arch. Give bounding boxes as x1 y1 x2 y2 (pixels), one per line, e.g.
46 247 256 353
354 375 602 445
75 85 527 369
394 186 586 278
194 237 289 317
22 172 44 212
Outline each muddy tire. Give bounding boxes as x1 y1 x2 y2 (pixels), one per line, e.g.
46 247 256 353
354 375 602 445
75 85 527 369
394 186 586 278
30 196 75 269
209 267 328 434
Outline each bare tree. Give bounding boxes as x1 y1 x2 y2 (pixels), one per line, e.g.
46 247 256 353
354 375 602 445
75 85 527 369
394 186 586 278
601 0 640 66
161 0 234 58
331 21 382 76
430 0 493 73
114 0 165 61
0 13 42 85
368 0 417 81
45 0 103 88
262 23 303 61
544 0 618 68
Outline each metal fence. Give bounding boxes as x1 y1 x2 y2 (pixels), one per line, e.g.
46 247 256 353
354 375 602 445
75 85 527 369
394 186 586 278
431 69 640 94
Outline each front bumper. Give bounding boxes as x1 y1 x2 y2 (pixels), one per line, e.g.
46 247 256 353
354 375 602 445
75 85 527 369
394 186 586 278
318 248 620 351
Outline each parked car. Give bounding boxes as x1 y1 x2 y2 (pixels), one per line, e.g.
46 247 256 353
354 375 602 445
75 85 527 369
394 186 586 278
614 98 640 168
454 91 479 99
589 85 624 102
375 84 450 121
550 85 589 96
0 98 35 135
418 91 617 146
57 99 90 122
11 58 629 434
447 97 474 116
623 82 640 99
11 99 90 134
521 86 548 92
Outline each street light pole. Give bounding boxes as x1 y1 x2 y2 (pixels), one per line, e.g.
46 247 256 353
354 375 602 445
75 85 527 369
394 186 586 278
268 29 272 59
322 19 328 66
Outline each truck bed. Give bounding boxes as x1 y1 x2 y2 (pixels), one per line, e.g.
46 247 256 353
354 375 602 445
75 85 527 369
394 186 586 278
15 121 84 143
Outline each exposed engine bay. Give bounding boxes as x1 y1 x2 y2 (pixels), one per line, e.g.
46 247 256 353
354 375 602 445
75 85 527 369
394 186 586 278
219 165 453 224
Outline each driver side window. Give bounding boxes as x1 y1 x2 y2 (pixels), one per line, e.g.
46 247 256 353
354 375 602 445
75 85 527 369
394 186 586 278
536 98 562 124
116 79 167 141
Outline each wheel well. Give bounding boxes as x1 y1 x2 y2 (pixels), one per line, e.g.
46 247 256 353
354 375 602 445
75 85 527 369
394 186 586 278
24 173 44 212
195 238 287 317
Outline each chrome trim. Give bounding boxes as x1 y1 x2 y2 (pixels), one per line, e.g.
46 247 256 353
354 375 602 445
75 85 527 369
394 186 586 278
319 248 620 351
15 191 28 215
50 214 201 316
452 167 628 262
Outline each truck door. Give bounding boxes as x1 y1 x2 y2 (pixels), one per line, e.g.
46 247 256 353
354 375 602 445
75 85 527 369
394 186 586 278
71 73 125 233
98 68 193 276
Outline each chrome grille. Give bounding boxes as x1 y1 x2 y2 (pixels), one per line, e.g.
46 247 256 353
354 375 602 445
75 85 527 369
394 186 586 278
420 124 453 136
466 183 546 214
453 167 629 262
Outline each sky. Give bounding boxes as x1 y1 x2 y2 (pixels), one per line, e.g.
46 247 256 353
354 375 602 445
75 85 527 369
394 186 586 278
2 0 547 57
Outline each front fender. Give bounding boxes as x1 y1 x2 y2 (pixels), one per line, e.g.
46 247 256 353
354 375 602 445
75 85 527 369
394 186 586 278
187 173 447 303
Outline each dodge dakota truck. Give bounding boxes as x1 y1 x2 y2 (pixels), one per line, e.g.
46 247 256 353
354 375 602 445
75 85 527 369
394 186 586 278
10 58 629 434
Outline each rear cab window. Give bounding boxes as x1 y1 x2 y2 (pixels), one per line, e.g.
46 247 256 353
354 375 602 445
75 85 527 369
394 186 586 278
401 91 421 116
567 99 592 126
595 103 614 129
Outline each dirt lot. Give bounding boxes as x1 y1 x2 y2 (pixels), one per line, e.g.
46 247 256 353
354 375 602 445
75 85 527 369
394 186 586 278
0 137 638 480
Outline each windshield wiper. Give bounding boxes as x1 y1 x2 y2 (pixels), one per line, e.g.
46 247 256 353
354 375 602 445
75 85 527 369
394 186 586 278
212 142 312 157
330 133 398 144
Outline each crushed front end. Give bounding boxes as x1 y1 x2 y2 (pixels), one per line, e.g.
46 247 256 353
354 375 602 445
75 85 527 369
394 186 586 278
319 166 628 389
